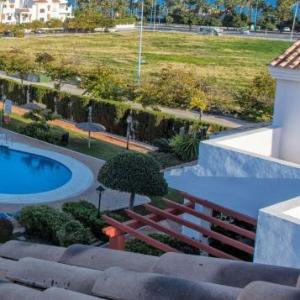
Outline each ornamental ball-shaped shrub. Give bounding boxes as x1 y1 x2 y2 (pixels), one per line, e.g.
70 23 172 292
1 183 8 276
57 220 93 247
98 152 168 209
0 219 13 243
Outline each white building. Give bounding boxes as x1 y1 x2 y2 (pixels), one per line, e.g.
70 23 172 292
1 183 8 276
0 0 72 24
165 40 300 269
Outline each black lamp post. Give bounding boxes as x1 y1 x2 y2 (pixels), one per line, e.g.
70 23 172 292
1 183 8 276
96 184 106 217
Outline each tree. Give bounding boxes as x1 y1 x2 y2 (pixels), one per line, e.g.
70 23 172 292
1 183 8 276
98 152 168 210
4 49 35 88
81 65 126 100
235 71 275 121
35 52 55 73
45 59 77 93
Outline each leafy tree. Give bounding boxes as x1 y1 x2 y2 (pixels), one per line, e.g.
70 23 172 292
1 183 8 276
235 72 275 121
98 152 168 210
137 67 211 111
46 18 63 28
276 0 294 25
29 20 45 31
35 52 55 73
45 59 77 93
81 65 126 100
4 49 35 88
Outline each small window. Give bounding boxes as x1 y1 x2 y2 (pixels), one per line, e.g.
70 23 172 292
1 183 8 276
40 8 45 13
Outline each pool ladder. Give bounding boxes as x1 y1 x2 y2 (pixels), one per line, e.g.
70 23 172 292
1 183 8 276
0 133 13 147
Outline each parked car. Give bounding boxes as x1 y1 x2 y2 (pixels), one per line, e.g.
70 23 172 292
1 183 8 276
239 28 250 35
199 27 222 36
282 27 291 32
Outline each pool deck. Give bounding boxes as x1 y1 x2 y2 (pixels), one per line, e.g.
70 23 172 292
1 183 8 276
0 129 149 213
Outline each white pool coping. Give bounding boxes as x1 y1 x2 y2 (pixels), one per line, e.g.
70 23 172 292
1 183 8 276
0 142 94 204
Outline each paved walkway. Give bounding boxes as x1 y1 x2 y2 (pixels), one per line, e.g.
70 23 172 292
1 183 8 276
0 73 253 128
0 129 149 213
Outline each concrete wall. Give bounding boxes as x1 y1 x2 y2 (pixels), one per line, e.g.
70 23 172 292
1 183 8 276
166 139 300 219
216 128 281 158
270 67 300 165
255 197 300 268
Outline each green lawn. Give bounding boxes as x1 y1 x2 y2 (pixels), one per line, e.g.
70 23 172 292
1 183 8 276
5 114 127 161
0 32 289 93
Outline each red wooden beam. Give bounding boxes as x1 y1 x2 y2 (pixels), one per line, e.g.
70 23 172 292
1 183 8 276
181 192 257 226
163 198 256 240
125 209 239 260
144 204 254 255
123 203 194 230
102 215 179 253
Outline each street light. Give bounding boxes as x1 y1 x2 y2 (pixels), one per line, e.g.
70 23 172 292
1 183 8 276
96 184 106 217
126 110 133 150
291 1 300 41
254 0 259 31
137 0 144 86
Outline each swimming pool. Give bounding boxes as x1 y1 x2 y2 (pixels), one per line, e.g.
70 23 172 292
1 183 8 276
0 146 72 194
0 143 94 204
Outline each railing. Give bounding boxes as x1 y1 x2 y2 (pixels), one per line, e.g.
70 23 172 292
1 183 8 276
103 192 256 260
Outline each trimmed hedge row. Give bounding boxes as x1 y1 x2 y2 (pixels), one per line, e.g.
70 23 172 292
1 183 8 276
0 78 226 142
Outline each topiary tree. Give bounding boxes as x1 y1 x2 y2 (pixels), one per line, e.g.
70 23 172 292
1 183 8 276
98 152 168 210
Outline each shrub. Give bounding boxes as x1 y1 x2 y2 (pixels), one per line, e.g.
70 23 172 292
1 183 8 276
125 233 200 256
20 121 66 145
98 153 168 209
18 205 72 244
57 220 93 247
62 200 106 239
152 138 171 153
170 135 200 161
0 77 225 143
0 219 13 243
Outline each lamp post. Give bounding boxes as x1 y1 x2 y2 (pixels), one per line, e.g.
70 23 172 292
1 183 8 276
254 0 259 31
137 0 144 86
96 184 106 217
291 1 300 41
126 111 133 150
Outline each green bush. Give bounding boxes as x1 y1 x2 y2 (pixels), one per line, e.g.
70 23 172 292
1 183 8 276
18 205 73 244
170 134 200 161
62 201 106 239
57 220 93 247
152 138 171 153
20 121 66 145
0 77 225 142
0 219 13 243
125 233 201 256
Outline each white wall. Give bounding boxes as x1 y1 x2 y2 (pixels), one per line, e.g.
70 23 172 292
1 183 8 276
271 67 300 165
165 140 300 219
216 128 281 158
255 197 300 268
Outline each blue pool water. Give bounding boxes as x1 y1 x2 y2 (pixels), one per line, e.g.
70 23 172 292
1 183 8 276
0 146 72 194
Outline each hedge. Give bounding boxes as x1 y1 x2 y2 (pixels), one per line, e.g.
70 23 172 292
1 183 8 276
0 78 226 142
125 233 201 256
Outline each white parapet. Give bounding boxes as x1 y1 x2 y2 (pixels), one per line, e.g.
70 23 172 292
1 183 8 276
254 196 300 268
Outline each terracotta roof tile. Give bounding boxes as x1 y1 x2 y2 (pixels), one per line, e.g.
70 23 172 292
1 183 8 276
271 40 300 69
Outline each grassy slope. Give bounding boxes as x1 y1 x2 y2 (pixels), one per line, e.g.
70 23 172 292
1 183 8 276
0 32 289 93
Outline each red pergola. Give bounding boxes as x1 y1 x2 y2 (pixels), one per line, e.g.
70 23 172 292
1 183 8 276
102 192 257 260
